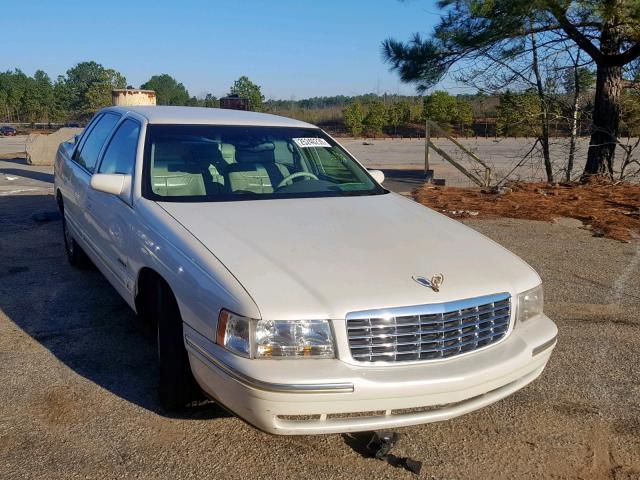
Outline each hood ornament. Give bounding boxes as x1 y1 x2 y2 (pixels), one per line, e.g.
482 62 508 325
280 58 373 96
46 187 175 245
413 274 444 292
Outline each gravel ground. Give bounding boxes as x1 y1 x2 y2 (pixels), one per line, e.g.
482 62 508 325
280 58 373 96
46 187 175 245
1 163 639 479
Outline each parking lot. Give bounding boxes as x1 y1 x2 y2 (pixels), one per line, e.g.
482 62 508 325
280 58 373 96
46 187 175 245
1 150 639 479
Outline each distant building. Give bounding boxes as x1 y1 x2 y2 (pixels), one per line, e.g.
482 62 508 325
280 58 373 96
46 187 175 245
220 95 249 111
112 89 157 106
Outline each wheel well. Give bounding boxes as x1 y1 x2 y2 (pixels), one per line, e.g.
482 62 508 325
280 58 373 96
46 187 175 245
56 189 64 213
135 267 171 323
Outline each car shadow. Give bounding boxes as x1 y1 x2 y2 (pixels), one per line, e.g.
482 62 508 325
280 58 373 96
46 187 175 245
0 167 54 184
0 156 28 165
0 193 230 420
379 168 432 194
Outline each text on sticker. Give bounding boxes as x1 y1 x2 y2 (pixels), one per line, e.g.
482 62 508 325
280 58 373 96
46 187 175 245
293 138 331 148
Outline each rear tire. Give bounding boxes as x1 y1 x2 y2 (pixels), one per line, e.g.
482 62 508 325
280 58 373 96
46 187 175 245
153 279 199 410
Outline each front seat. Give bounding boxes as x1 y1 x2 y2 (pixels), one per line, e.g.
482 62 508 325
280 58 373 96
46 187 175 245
227 142 290 194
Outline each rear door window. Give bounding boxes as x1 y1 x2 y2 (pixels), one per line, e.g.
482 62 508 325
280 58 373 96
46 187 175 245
74 113 120 173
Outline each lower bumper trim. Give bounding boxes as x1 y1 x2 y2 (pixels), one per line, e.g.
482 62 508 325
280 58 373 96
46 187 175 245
185 336 355 394
273 364 545 434
532 335 557 356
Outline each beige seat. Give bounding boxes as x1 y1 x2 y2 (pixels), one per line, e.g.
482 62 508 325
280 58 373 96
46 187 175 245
219 143 237 165
227 142 290 194
151 142 226 196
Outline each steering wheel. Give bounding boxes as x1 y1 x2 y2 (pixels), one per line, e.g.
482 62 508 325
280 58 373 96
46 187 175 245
276 171 319 189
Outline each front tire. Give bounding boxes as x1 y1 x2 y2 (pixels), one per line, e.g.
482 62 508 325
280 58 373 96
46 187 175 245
62 214 90 267
153 279 199 410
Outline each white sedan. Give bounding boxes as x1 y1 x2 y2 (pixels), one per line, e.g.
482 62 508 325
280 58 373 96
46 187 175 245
54 106 557 435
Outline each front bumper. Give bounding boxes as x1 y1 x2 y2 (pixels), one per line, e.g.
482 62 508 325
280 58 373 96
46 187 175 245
185 314 557 435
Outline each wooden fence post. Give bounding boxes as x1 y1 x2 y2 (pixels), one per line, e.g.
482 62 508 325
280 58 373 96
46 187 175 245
424 116 430 177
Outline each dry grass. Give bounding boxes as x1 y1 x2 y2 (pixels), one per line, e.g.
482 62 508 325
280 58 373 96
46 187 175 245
413 179 640 242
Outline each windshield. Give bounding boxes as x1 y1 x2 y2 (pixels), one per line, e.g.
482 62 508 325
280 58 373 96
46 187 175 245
142 125 386 202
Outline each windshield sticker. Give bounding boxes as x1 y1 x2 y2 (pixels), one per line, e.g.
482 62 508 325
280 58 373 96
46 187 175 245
293 137 331 148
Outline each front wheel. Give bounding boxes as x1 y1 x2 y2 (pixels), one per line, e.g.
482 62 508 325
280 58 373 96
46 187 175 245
62 214 90 267
153 279 199 410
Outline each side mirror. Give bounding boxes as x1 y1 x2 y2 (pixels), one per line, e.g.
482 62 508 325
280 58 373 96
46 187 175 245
369 169 385 184
90 173 129 196
73 134 81 144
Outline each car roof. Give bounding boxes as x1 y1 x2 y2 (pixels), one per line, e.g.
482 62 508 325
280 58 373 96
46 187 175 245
101 106 317 128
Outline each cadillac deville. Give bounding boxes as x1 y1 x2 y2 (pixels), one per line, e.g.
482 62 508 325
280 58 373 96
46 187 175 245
54 106 557 435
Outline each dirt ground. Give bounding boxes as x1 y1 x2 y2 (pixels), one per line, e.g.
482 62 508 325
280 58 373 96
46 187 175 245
1 164 640 479
413 180 640 242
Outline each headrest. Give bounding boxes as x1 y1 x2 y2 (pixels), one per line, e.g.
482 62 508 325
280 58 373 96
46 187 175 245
219 143 236 163
236 142 276 163
153 142 188 165
237 142 275 153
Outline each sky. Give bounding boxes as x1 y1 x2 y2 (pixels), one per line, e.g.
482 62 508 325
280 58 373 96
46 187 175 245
0 0 454 99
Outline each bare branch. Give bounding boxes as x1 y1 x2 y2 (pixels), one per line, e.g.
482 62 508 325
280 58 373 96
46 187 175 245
545 2 604 63
622 79 640 91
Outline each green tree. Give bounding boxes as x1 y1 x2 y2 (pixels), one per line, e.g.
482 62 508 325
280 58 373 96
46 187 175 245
21 76 43 123
620 90 640 137
563 67 596 94
0 69 29 122
409 100 424 123
52 75 74 122
496 90 542 137
141 74 190 105
422 91 473 133
31 70 54 122
83 82 113 115
382 0 640 179
202 93 218 108
455 98 473 131
229 76 264 111
387 101 408 134
63 61 126 118
343 102 365 136
363 101 388 135
423 91 458 127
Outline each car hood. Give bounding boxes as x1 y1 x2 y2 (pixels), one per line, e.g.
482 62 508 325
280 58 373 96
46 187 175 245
159 193 540 319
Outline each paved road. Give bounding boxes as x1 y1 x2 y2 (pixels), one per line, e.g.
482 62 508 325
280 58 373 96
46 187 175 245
0 135 27 156
343 137 638 186
0 163 638 479
0 156 53 197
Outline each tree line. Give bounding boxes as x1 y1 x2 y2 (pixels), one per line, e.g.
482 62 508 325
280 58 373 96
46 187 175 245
0 62 265 123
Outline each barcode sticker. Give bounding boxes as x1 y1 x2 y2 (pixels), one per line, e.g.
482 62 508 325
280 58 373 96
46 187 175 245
293 137 331 148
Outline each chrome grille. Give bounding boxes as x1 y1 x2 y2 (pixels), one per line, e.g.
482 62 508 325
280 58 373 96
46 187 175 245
346 293 511 363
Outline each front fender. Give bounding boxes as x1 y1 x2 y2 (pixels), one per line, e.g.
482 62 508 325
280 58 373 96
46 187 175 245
131 199 261 341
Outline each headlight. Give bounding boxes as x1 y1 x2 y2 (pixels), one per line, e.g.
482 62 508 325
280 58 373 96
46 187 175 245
255 319 334 358
216 310 335 359
216 310 251 357
516 285 544 324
